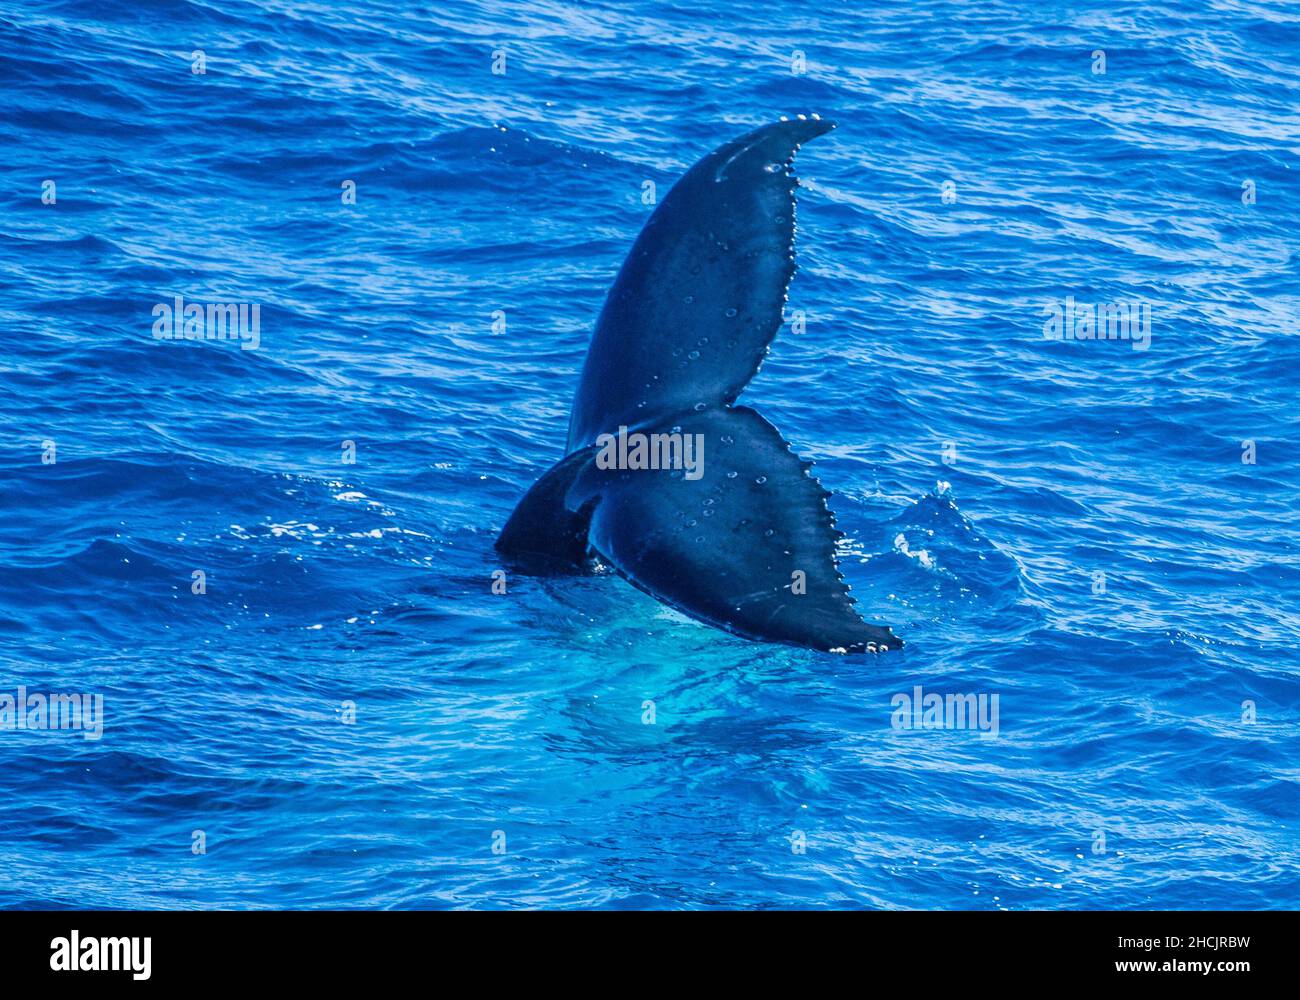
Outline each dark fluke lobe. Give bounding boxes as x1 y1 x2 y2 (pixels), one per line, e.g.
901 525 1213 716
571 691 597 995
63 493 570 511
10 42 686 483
567 116 835 452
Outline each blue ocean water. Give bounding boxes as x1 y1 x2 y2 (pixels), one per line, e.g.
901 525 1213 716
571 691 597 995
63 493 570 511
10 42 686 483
2 0 1298 910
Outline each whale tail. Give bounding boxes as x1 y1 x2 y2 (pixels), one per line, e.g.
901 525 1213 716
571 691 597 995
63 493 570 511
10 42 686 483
497 118 902 654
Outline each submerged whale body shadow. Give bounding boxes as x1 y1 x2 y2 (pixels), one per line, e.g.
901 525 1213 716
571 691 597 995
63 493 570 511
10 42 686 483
497 117 902 655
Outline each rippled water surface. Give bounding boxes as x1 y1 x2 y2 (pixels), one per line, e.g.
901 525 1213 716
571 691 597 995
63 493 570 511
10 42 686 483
2 0 1298 908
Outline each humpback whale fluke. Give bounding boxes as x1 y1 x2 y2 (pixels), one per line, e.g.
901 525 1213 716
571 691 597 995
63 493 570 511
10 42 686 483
497 118 902 654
